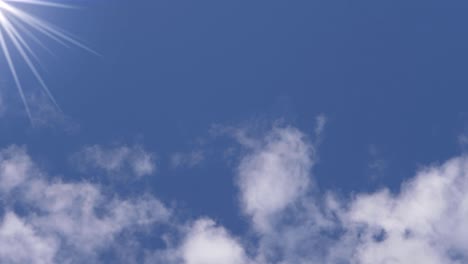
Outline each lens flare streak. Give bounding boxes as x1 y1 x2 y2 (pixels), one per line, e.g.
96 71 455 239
0 0 92 119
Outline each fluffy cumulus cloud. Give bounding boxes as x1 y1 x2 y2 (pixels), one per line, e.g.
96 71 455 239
74 144 156 177
0 212 57 264
345 157 468 263
146 218 252 264
237 126 314 232
179 218 249 264
0 146 169 264
4 123 468 264
171 123 468 264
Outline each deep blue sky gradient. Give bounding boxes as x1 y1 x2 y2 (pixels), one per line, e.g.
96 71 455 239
2 0 468 234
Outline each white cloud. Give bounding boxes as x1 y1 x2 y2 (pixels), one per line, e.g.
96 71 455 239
344 156 468 263
0 146 170 263
75 144 156 178
0 146 36 192
0 212 58 264
230 123 468 263
144 218 253 264
4 122 468 264
237 126 314 232
180 218 250 264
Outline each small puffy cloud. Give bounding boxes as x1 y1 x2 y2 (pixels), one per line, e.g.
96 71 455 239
74 144 156 177
237 126 314 232
144 218 252 264
180 218 250 264
0 146 36 192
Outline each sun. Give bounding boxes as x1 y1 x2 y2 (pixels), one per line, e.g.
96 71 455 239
0 0 93 120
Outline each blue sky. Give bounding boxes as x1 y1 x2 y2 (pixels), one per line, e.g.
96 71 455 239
1 0 468 263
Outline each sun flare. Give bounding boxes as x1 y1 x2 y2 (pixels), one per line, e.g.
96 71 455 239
0 0 93 119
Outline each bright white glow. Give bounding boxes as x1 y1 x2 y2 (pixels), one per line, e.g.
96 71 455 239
0 0 93 120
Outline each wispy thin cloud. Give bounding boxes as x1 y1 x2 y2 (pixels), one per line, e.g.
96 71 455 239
170 150 205 169
73 144 156 178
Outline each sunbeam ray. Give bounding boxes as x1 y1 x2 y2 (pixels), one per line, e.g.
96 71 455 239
0 0 93 120
0 22 31 119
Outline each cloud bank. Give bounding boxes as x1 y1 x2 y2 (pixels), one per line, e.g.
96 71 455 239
1 123 468 263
